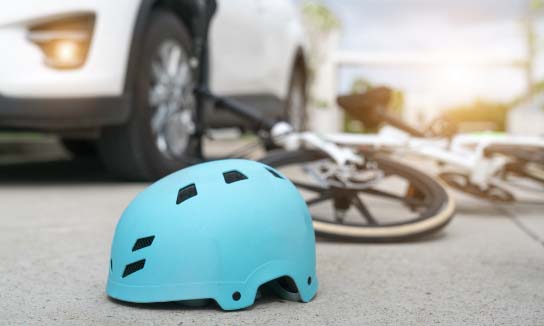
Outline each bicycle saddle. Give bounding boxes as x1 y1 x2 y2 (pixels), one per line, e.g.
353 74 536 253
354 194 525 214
337 87 392 128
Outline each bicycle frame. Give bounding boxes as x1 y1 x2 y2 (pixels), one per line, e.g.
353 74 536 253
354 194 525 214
197 70 543 191
189 2 542 193
198 83 543 191
324 126 544 189
196 89 364 167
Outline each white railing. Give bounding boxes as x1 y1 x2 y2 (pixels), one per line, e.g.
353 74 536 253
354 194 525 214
309 46 530 133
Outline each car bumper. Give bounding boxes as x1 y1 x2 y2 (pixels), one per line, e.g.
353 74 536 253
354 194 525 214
0 94 130 130
0 0 140 98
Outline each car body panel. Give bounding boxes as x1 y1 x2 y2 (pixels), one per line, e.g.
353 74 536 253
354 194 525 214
210 0 305 99
0 0 140 98
0 0 305 129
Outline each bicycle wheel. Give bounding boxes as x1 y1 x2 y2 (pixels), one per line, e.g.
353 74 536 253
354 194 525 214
439 172 515 202
486 145 544 185
261 150 455 242
520 162 544 184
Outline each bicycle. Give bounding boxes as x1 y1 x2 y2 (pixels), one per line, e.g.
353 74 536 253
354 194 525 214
331 87 544 203
176 1 456 242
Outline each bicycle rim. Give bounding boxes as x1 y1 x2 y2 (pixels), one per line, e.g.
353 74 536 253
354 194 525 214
261 150 455 242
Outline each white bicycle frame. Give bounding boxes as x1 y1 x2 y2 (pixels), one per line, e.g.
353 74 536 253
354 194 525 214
271 122 544 190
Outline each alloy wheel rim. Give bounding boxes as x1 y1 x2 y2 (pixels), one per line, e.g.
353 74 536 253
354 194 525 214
149 40 195 159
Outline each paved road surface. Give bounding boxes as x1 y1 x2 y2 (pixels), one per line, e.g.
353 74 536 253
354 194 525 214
0 140 543 325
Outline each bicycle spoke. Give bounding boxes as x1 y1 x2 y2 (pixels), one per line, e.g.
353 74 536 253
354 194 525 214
307 192 333 206
351 195 379 225
224 140 262 159
292 181 327 193
361 188 425 206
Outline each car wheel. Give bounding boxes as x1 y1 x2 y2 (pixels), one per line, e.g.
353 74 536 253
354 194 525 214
285 63 307 131
98 10 197 180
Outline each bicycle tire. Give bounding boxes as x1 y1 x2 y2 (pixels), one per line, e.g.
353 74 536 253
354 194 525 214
261 150 455 242
485 145 544 185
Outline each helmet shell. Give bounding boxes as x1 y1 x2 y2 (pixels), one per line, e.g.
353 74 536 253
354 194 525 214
106 159 318 310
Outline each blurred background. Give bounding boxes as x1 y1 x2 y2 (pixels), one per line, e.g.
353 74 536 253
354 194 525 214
0 0 542 177
300 0 544 135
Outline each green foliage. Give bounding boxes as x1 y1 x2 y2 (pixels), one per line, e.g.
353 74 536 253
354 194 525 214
310 98 330 109
509 80 544 110
529 0 544 62
302 2 341 32
301 2 340 110
531 0 544 10
527 80 544 112
534 81 544 112
0 132 45 141
440 100 510 132
349 79 373 94
533 80 544 93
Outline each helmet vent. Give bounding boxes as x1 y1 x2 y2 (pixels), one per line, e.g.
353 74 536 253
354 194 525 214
223 170 248 184
122 259 146 278
132 236 155 252
265 168 284 179
177 184 198 204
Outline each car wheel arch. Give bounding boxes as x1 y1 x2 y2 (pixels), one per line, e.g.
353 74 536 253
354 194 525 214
284 46 308 130
293 47 308 77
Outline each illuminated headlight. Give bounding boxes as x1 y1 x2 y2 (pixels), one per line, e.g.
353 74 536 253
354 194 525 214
27 13 95 69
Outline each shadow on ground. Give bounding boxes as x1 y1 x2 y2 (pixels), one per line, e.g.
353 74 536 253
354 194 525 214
0 157 120 184
106 288 299 312
0 137 123 184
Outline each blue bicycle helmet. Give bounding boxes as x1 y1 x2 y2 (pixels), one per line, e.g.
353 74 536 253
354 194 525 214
106 159 318 310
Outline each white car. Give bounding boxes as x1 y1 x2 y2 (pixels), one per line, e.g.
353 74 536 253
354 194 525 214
0 0 307 179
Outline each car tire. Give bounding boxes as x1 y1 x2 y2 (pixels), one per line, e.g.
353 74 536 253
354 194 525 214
98 10 198 181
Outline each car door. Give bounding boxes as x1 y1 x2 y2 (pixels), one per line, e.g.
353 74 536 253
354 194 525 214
209 0 267 96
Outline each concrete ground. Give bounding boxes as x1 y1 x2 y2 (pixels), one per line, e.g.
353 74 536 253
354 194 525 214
0 138 543 325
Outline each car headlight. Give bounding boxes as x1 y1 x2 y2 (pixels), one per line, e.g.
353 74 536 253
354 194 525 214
27 13 95 69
